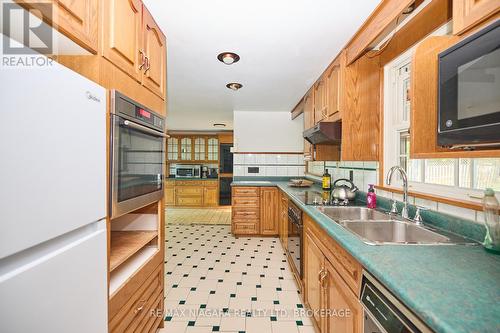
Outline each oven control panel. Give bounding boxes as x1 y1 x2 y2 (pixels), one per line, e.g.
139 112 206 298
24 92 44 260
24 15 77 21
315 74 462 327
113 90 165 132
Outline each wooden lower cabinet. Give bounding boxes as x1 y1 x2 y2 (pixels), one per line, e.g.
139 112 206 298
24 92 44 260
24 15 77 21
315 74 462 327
323 260 363 333
304 214 363 333
232 187 260 235
304 232 325 330
203 186 219 206
164 187 175 206
232 186 280 236
109 257 164 333
165 180 219 207
260 187 279 235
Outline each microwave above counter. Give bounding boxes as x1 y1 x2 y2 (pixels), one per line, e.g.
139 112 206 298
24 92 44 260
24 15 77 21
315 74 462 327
438 20 500 150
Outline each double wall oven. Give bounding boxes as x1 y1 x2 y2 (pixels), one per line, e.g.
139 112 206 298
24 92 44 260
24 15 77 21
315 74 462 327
110 91 167 219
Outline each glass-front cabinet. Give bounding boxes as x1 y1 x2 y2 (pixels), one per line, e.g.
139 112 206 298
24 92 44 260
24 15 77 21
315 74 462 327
167 135 219 162
180 137 192 160
194 137 206 161
207 138 219 161
167 137 179 161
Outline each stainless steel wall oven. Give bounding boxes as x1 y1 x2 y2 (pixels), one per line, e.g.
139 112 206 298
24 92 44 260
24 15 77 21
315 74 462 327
110 90 166 219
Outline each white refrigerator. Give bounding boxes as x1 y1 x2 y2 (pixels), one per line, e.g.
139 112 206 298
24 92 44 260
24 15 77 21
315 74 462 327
0 39 108 332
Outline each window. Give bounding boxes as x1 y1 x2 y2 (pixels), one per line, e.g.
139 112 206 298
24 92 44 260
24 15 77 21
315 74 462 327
384 43 500 199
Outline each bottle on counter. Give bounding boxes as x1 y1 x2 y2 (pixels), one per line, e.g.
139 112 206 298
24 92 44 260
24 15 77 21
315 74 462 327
482 188 500 254
322 169 331 191
367 184 377 209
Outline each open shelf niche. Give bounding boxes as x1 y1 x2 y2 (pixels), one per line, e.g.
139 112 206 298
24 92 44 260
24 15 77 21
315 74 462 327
109 212 160 296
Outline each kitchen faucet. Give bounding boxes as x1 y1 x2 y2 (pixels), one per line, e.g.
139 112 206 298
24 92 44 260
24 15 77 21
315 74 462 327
386 166 409 219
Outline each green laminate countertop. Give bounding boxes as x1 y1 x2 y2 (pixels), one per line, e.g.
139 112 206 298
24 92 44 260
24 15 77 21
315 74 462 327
232 179 500 333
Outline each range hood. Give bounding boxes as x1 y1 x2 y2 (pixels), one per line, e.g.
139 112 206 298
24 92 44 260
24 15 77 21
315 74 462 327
303 122 342 145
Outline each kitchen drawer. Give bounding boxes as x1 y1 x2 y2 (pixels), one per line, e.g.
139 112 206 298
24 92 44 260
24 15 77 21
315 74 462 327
176 196 203 206
176 187 203 196
232 207 260 221
232 196 260 208
109 264 162 333
233 187 260 197
133 290 163 333
176 180 203 186
165 180 176 186
233 222 259 235
204 181 218 187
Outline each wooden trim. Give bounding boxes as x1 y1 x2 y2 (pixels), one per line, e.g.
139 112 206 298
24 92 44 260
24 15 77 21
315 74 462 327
374 185 484 211
344 0 414 65
291 98 305 119
233 152 304 154
378 0 452 66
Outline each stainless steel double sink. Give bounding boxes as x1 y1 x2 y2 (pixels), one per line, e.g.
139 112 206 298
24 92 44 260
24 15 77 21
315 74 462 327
316 206 476 245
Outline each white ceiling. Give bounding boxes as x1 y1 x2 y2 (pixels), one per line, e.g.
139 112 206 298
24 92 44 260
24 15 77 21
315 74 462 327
143 0 380 131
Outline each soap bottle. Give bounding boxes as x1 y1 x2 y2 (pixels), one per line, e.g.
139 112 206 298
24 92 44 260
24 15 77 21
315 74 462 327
367 184 377 209
322 169 331 191
482 188 500 254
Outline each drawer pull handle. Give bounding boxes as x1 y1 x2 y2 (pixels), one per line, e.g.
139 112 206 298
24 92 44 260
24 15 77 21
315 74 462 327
134 301 146 314
318 267 325 281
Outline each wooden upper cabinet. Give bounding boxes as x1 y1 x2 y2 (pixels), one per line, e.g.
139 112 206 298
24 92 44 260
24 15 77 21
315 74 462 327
453 0 500 35
259 187 279 235
314 76 328 124
142 6 166 99
102 0 143 81
342 53 381 161
180 137 193 160
207 137 219 161
304 89 315 130
193 137 206 161
167 137 179 161
16 0 99 53
325 51 345 122
323 259 363 333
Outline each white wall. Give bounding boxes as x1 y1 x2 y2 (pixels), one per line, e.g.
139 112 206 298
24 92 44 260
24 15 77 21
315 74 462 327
233 111 304 152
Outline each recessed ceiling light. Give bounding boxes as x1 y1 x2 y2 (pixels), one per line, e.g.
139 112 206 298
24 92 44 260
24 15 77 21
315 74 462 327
226 83 243 91
213 123 226 128
217 52 240 65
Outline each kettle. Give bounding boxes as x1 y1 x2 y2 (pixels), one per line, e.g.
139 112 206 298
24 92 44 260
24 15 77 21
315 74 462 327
331 179 359 201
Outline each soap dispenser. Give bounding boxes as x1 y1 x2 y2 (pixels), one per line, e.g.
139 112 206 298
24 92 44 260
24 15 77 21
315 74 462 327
367 184 377 209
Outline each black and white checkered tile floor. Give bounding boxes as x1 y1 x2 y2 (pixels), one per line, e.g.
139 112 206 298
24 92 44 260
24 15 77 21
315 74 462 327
160 224 314 333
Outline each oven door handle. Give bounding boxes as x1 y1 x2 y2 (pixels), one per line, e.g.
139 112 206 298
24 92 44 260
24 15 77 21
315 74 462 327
123 120 169 138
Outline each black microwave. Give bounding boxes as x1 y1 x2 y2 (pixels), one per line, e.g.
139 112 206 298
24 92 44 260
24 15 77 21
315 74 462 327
438 20 500 149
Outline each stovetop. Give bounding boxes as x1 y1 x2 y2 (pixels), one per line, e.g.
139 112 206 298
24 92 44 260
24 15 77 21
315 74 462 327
295 190 355 206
